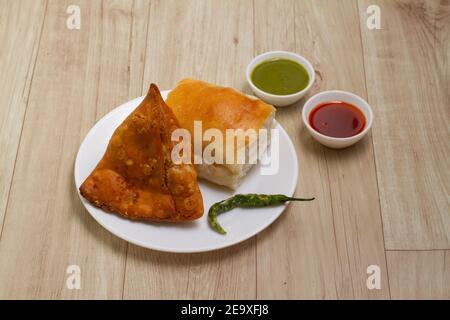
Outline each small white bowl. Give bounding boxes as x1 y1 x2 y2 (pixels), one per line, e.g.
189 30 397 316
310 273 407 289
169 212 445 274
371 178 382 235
302 90 373 149
246 51 315 107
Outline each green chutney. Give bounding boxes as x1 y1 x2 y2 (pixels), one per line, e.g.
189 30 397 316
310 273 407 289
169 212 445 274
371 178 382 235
251 58 310 95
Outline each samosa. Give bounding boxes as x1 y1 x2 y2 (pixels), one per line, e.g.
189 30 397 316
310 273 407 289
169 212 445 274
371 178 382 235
79 84 204 221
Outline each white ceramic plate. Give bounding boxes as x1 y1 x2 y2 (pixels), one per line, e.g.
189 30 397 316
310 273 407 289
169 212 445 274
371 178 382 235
74 90 299 253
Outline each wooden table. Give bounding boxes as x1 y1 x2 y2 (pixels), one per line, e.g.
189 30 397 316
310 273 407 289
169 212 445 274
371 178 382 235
0 0 448 299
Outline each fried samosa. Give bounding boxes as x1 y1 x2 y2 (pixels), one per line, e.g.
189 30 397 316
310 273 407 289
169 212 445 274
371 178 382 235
79 84 203 221
166 78 276 189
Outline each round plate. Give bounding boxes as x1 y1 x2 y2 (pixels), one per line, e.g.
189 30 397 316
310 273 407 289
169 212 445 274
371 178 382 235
74 90 298 253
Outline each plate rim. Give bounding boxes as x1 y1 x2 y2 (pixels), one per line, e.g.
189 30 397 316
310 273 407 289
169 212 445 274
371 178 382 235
74 90 299 253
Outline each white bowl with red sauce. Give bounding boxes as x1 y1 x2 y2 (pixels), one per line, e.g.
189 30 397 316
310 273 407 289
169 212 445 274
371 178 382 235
302 90 373 149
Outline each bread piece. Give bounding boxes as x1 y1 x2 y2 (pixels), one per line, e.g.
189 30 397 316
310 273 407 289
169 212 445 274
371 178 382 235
166 78 276 189
79 84 204 221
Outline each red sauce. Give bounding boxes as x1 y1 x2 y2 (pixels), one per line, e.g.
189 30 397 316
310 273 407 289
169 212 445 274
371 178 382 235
309 101 366 138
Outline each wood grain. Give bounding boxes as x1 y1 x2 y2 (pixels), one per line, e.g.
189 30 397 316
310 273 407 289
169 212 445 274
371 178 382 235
0 0 148 299
358 0 450 249
123 0 256 299
0 0 46 236
387 250 450 299
255 0 389 299
0 0 448 299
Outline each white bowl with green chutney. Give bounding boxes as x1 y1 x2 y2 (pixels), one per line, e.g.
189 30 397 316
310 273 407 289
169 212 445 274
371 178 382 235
246 51 315 107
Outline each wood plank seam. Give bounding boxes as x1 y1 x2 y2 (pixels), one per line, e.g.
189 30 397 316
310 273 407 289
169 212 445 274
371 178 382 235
121 0 152 300
0 0 48 242
252 0 259 300
296 0 389 299
121 245 129 299
356 0 392 299
324 151 354 299
92 0 104 122
358 0 450 250
386 249 450 252
252 0 389 299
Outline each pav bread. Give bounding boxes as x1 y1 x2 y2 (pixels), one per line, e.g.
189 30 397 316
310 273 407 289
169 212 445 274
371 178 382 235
166 78 276 189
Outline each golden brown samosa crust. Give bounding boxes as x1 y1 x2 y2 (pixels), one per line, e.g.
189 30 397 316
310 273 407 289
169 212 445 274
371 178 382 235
79 84 203 221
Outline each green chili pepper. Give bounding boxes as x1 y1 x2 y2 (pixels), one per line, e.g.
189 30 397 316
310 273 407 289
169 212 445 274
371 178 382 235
208 194 315 234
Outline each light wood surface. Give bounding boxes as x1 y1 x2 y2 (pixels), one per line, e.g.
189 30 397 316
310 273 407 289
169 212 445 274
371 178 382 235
0 0 46 239
0 0 448 299
387 250 450 299
359 0 450 250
